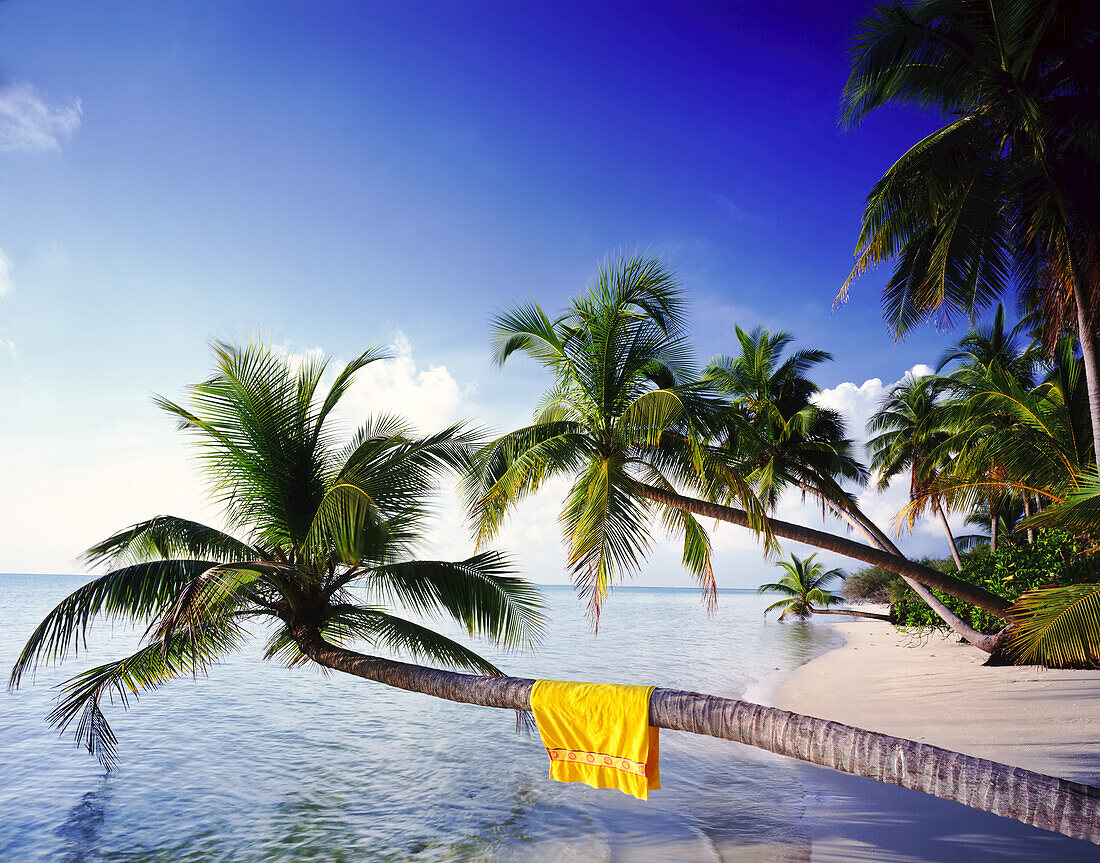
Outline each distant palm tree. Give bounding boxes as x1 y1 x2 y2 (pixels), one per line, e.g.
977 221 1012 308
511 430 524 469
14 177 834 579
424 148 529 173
708 327 990 645
867 373 963 565
759 553 888 621
837 0 1100 460
9 342 545 769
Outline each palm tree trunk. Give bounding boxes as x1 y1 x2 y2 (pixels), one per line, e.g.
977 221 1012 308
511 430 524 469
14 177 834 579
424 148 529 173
1024 496 1035 543
1072 278 1100 462
795 482 998 651
292 627 1100 845
934 500 964 569
633 482 1010 618
990 507 999 553
797 479 900 554
811 607 893 622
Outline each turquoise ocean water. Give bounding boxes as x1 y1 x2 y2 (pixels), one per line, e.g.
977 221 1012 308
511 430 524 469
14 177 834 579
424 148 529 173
1 575 841 862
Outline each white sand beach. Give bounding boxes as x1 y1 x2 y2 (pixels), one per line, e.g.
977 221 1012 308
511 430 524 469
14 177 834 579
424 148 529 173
769 615 1100 862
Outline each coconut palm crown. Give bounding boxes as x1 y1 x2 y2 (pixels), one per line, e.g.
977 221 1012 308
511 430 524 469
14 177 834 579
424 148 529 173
758 553 846 620
705 325 869 513
9 342 545 769
837 0 1100 458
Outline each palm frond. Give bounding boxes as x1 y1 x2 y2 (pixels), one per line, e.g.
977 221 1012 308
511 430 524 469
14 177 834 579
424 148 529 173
48 622 245 770
1007 585 1100 668
83 516 258 568
9 560 218 688
264 606 505 676
363 552 545 650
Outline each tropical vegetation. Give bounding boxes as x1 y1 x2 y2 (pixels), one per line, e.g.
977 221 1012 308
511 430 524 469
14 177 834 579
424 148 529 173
10 0 1100 843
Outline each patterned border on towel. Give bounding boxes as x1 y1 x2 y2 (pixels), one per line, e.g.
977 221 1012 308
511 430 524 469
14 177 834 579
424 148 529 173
545 747 648 776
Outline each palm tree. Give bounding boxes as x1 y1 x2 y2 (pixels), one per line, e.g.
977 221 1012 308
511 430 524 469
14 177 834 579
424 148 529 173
938 305 1042 544
937 303 1038 385
465 254 1011 636
10 344 1100 841
705 326 993 645
916 361 1092 532
759 553 891 621
867 373 964 565
837 0 1100 460
705 326 870 522
9 342 545 769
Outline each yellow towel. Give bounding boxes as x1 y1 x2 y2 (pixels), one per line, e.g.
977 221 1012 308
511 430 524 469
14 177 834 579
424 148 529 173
529 679 660 801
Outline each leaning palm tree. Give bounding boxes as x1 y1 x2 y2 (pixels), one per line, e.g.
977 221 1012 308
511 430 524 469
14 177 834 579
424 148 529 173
867 373 964 566
837 0 1100 459
465 253 1012 635
759 553 889 621
9 342 545 769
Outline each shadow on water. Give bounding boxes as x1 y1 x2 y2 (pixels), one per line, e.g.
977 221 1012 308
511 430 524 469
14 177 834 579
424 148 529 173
56 779 110 863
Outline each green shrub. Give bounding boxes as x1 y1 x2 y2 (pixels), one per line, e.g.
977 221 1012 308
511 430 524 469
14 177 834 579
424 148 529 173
890 530 1099 633
844 556 949 605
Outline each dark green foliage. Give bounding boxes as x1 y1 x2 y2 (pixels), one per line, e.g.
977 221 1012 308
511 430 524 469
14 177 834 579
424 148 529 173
890 532 1099 633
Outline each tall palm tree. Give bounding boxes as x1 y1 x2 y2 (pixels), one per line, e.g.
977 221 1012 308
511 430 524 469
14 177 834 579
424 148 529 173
9 342 545 769
837 0 1100 459
867 373 964 565
464 254 1011 636
936 303 1038 388
938 305 1041 543
759 553 891 621
904 359 1092 539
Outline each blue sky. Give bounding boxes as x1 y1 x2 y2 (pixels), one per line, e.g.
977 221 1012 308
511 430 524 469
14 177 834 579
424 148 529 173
0 1 978 586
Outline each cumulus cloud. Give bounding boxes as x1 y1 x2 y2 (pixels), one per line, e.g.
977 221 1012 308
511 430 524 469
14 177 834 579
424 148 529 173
0 249 13 297
0 83 82 154
806 363 966 563
336 331 471 433
813 363 934 449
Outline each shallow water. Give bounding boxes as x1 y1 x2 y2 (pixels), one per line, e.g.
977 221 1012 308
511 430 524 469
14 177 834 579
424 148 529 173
1 575 839 862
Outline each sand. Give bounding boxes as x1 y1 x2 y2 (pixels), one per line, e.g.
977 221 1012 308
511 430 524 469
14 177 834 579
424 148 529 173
767 614 1100 862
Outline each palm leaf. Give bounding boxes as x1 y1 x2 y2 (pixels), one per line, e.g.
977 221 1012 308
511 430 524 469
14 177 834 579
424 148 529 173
83 516 258 568
1007 585 1100 668
9 560 218 687
363 552 546 650
49 622 245 770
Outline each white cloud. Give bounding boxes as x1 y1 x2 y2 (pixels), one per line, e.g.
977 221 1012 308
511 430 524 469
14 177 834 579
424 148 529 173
813 363 934 449
336 331 472 433
0 83 82 154
805 362 965 565
1 338 15 358
0 248 13 297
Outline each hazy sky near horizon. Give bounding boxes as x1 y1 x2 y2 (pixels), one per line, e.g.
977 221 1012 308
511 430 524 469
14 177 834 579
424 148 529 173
1 1 987 588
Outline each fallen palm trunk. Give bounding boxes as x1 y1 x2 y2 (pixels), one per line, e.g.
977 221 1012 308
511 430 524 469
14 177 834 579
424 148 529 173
811 607 893 622
296 630 1100 845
